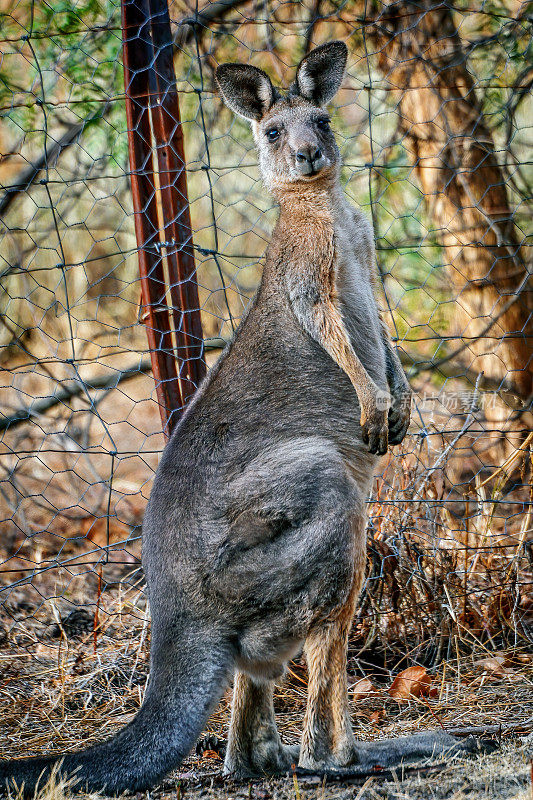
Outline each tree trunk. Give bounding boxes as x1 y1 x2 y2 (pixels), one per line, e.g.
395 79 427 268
370 1 532 458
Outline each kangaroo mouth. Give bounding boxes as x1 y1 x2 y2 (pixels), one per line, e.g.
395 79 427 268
295 161 332 181
301 166 323 178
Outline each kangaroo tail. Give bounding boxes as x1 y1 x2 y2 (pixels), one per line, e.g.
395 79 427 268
0 623 232 795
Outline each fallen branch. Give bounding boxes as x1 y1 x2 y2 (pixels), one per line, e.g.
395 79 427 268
0 357 152 432
174 0 252 46
0 339 225 433
176 761 450 788
446 720 533 738
0 110 107 219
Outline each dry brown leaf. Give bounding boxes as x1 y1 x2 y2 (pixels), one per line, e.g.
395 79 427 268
201 750 222 760
369 710 386 725
428 683 439 698
388 665 432 700
80 517 131 546
476 655 510 676
351 677 377 701
35 643 63 658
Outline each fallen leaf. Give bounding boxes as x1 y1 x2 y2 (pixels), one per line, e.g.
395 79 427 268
80 516 130 546
35 643 63 659
369 709 386 725
351 677 377 701
201 750 222 760
388 666 432 700
476 655 510 677
253 788 272 800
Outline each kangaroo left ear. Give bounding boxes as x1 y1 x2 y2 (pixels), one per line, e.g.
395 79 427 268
294 41 348 106
215 63 276 121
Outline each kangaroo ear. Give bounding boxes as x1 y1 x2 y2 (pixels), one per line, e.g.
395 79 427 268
215 63 276 121
295 41 348 106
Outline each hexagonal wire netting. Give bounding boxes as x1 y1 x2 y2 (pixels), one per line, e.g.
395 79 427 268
0 0 531 755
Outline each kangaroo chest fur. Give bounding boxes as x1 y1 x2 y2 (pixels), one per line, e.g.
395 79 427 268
264 196 389 393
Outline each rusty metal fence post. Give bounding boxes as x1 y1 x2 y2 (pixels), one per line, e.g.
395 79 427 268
121 0 206 439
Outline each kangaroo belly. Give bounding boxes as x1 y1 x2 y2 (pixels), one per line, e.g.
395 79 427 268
197 437 366 642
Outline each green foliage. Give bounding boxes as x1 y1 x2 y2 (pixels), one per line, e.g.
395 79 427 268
0 0 125 166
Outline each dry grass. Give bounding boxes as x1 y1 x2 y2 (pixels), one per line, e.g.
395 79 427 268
1 604 532 798
4 739 533 800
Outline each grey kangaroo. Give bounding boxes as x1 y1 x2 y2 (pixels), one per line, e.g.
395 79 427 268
1 42 478 795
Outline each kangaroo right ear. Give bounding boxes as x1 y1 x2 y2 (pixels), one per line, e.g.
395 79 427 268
295 41 348 106
215 64 276 121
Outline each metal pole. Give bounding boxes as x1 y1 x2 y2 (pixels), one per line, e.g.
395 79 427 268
147 0 206 406
121 0 205 438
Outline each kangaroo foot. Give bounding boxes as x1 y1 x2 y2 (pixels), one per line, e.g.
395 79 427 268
224 671 299 778
298 732 486 776
355 731 484 770
298 739 359 772
224 740 300 778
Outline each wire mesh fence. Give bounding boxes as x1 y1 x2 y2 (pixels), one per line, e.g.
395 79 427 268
0 0 532 761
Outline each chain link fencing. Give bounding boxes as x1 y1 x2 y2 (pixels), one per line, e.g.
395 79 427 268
0 0 532 758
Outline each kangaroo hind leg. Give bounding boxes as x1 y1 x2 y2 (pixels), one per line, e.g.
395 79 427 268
299 513 366 772
224 672 299 777
299 590 361 770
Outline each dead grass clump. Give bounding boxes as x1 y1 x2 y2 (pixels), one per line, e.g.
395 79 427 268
356 437 532 659
4 761 111 800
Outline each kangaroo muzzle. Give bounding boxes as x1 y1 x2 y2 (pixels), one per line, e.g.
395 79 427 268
295 145 326 176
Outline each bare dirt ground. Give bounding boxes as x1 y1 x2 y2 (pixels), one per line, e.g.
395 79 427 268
1 616 532 800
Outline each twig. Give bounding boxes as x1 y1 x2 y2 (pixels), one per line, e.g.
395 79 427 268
446 720 533 738
413 371 483 498
0 111 106 218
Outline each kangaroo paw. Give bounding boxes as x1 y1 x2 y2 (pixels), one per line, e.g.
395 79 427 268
224 742 299 778
355 731 484 769
196 733 226 759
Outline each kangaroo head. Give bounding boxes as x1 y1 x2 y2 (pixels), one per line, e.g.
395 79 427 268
215 42 347 192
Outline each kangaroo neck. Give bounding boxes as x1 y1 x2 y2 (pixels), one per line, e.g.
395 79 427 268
273 182 340 250
258 183 340 300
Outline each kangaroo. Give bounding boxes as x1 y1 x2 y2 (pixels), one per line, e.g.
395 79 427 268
1 42 479 795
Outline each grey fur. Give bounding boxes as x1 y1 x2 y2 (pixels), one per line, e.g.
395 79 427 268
216 63 276 120
293 41 348 106
1 43 476 796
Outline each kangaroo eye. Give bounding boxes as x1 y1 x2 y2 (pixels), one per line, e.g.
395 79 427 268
266 128 280 142
316 118 330 131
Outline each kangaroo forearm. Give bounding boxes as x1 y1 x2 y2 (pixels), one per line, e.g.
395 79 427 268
291 293 379 421
383 337 411 410
386 343 409 394
379 326 412 444
380 323 410 397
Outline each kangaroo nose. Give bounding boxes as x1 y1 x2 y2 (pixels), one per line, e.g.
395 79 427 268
296 147 322 164
295 146 325 176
